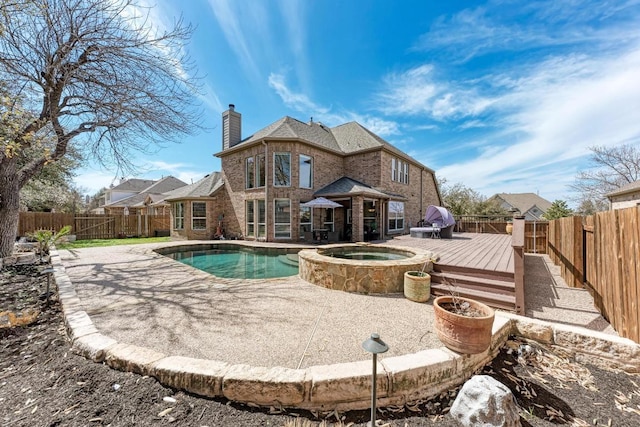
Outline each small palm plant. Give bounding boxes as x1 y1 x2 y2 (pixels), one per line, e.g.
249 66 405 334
30 225 72 260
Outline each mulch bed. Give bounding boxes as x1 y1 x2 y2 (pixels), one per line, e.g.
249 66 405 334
2 262 640 426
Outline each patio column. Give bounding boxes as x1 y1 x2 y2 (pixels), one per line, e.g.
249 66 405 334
353 195 364 242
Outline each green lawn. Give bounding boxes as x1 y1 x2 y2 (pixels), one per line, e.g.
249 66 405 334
57 236 172 250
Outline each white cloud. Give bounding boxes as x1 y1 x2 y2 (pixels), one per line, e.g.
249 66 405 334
269 73 400 137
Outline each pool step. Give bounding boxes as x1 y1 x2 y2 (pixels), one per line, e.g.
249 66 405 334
278 254 299 267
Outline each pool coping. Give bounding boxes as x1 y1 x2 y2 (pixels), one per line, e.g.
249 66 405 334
50 245 640 411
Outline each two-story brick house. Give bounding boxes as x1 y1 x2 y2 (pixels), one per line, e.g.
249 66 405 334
168 104 441 242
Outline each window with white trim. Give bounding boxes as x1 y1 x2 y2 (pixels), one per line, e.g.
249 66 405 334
274 199 291 238
391 157 409 184
245 157 255 189
300 205 311 239
257 199 266 239
274 152 291 186
388 201 405 232
299 154 313 188
173 202 184 230
246 200 255 237
192 202 207 230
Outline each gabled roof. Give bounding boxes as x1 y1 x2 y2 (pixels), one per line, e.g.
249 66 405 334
110 178 156 192
493 193 553 215
163 172 224 201
219 116 433 171
606 180 640 198
140 176 187 194
241 117 341 151
314 176 404 200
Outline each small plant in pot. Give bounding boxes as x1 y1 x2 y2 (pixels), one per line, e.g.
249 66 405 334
433 285 495 354
403 256 437 303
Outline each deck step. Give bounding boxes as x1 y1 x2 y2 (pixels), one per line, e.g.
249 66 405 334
431 283 516 311
430 271 514 295
434 264 514 281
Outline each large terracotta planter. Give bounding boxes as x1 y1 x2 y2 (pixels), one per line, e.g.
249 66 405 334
505 223 513 235
404 271 431 302
433 296 495 354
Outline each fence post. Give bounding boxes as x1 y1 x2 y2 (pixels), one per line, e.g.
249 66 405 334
512 216 526 315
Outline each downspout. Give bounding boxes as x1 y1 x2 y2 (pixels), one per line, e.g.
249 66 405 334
262 140 268 242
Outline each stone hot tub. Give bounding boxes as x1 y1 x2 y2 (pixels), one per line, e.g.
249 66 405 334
298 243 436 294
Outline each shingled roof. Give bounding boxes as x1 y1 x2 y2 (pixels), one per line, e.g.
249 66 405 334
314 177 404 200
606 180 640 198
163 172 224 201
221 116 431 170
493 193 553 216
104 176 187 208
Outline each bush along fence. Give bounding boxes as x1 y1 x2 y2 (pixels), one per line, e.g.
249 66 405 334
18 212 171 240
454 215 548 254
547 206 640 343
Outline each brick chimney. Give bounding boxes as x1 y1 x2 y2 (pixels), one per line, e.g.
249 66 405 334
222 104 241 150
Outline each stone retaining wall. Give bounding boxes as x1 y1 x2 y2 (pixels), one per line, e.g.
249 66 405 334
50 247 640 412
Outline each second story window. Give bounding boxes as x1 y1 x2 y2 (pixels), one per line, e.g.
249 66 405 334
299 154 313 188
257 154 265 187
274 152 291 187
391 157 409 184
246 157 255 189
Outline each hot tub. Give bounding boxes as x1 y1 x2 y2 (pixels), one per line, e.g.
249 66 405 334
298 244 437 294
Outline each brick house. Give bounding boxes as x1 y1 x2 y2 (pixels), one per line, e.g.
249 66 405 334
606 181 640 210
168 105 441 242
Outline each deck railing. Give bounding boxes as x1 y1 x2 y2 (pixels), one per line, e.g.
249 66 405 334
454 215 548 254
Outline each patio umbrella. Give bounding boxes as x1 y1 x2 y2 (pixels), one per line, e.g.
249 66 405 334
301 197 342 230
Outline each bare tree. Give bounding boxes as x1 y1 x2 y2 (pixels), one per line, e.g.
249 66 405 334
571 144 640 210
0 0 202 257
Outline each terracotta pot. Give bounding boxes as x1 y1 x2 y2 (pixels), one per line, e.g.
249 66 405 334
505 223 513 235
404 271 431 302
433 295 495 354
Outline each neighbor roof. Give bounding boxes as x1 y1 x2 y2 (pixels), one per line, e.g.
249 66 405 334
605 180 640 198
111 178 155 192
104 176 187 208
163 172 224 200
493 193 553 214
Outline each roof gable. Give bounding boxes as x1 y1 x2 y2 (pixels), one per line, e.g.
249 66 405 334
494 193 553 215
111 178 155 192
163 172 224 200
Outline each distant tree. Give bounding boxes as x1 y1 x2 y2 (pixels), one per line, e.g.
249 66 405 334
574 198 608 216
439 178 509 216
571 144 640 210
0 0 202 257
543 200 573 220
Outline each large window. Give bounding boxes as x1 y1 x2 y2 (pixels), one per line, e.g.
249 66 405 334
299 154 313 188
246 200 255 237
274 152 291 187
173 202 184 230
388 201 405 232
245 157 255 189
274 199 291 238
391 158 409 184
257 199 266 239
257 154 266 187
192 202 207 230
300 205 311 239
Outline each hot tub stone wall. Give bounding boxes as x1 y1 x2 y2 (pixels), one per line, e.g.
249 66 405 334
298 244 436 294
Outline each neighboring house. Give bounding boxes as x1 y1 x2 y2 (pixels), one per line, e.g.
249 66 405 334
166 104 441 242
490 193 552 221
99 176 187 215
606 181 640 210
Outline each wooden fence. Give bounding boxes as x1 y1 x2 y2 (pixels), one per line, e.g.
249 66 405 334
455 215 548 254
547 207 640 342
18 212 170 240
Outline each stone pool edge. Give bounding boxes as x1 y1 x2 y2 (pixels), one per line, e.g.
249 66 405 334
50 247 640 411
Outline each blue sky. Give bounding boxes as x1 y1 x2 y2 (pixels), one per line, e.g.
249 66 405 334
76 0 640 206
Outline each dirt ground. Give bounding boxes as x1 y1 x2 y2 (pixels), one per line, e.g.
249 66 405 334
2 263 640 427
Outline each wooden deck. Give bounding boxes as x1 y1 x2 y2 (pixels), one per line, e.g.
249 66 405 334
387 232 514 275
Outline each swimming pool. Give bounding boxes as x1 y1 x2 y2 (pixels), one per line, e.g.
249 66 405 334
160 245 300 279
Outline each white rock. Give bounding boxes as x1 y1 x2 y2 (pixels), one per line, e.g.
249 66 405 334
450 375 521 427
163 396 177 403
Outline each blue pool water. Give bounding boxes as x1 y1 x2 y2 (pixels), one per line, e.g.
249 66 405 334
167 248 299 279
